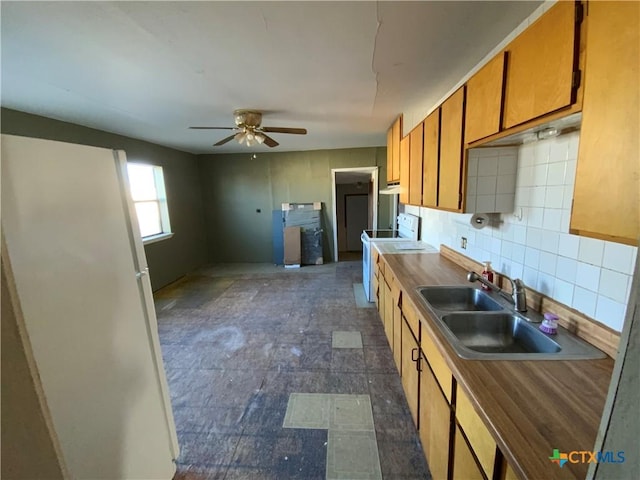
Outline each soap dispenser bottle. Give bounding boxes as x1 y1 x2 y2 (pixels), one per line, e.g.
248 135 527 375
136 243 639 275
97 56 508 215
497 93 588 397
481 261 494 291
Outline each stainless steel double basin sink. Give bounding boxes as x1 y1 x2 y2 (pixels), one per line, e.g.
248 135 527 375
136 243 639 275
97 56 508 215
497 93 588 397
416 286 606 360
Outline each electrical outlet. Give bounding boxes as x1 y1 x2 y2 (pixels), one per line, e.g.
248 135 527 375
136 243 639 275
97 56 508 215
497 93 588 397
461 236 467 249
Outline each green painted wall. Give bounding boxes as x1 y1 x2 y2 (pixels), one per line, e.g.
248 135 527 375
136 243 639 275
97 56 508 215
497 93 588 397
1 108 391 270
199 148 390 263
1 108 207 290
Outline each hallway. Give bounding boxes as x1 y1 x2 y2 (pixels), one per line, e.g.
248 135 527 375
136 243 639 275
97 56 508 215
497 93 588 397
155 261 430 479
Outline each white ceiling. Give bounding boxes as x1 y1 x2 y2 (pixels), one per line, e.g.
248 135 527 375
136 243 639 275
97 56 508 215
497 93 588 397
1 1 541 154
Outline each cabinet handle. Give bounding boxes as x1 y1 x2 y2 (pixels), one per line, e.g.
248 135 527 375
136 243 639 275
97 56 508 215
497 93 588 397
411 348 420 362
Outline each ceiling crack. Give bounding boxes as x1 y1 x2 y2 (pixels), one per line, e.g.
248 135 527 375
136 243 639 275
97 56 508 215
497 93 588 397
370 1 382 117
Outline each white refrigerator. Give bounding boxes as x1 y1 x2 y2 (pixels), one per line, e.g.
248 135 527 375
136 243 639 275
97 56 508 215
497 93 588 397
2 134 179 479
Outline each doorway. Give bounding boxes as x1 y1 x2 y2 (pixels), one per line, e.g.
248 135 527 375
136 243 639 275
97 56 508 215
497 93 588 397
331 167 378 262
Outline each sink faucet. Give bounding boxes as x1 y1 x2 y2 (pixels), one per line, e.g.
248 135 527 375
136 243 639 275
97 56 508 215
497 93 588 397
467 271 528 313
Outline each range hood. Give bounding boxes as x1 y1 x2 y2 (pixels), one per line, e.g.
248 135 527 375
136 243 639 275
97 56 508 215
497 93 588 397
380 184 400 195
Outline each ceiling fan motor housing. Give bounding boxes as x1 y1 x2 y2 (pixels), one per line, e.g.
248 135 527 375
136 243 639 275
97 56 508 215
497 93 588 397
234 110 262 128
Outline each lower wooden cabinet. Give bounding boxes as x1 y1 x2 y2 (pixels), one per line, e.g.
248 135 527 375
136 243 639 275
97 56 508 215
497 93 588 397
392 284 402 374
453 426 485 480
401 319 420 426
421 327 453 402
418 361 452 480
383 277 393 346
372 274 379 310
456 388 498 479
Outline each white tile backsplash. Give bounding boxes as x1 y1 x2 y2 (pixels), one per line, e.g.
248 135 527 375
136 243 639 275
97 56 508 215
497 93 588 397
603 242 637 275
408 131 637 332
598 269 630 304
576 262 601 292
578 237 604 266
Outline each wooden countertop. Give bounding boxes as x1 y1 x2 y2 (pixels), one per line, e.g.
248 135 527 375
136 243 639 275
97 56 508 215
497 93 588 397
381 252 614 480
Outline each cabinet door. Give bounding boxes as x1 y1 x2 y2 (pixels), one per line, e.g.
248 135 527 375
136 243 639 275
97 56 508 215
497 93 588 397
452 426 485 480
399 135 410 204
419 362 451 480
503 1 578 128
439 87 465 211
392 285 402 373
421 330 453 403
571 1 639 245
383 277 394 347
401 319 420 426
465 53 506 143
378 272 385 322
422 109 440 208
392 117 401 182
386 126 394 183
409 122 424 206
373 273 379 310
456 389 497 479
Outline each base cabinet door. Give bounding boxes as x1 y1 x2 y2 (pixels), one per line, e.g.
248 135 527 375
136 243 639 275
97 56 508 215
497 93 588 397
401 319 420 426
383 278 394 346
456 389 498 479
419 363 451 480
392 285 402 373
453 426 485 480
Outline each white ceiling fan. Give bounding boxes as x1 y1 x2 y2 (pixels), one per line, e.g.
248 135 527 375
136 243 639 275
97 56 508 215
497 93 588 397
189 110 307 148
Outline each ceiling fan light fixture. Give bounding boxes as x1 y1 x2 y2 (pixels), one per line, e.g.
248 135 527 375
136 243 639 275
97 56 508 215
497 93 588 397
234 131 247 144
255 132 266 144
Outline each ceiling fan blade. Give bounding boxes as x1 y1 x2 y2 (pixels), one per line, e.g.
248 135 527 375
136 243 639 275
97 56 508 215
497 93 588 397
262 134 279 148
261 127 307 135
214 134 236 146
190 126 235 130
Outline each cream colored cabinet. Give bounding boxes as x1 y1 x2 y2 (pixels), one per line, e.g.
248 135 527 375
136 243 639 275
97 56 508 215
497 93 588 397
571 1 639 245
465 53 506 144
383 274 394 347
438 87 466 211
420 326 453 403
452 426 486 480
392 283 402 373
386 116 402 184
422 109 440 208
418 358 452 480
399 135 410 205
409 122 424 206
503 1 580 128
400 319 420 426
456 388 498 479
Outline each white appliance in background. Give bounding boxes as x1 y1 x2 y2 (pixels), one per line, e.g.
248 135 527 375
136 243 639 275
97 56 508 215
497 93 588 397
2 135 179 479
361 213 420 302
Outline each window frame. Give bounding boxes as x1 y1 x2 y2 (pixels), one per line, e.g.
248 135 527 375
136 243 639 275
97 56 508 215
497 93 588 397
126 162 173 245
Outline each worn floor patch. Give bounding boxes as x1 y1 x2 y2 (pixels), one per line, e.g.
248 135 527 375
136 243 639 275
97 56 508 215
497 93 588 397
282 393 331 429
326 430 382 480
332 331 363 349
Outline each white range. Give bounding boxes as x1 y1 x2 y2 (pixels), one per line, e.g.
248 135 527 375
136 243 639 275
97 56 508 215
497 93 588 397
360 213 436 302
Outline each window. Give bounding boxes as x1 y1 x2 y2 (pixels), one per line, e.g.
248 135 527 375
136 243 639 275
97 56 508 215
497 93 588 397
126 163 172 244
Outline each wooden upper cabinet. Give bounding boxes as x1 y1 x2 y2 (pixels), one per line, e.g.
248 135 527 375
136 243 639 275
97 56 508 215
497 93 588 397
571 1 639 245
422 109 440 208
386 116 402 183
439 87 465 211
386 127 394 182
399 134 410 205
409 122 424 206
503 1 579 129
465 53 506 144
